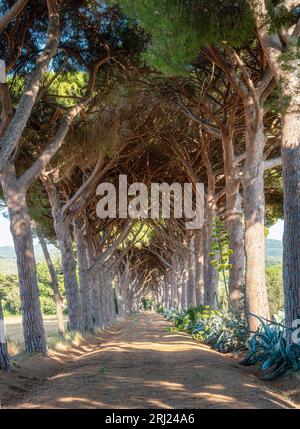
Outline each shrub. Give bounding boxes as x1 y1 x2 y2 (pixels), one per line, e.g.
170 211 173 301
240 315 300 380
164 306 248 353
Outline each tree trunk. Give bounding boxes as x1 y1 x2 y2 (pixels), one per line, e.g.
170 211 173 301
74 220 93 332
282 109 300 339
249 4 300 339
1 168 47 354
36 228 65 336
86 245 103 328
164 275 170 309
194 228 204 305
203 197 219 308
0 300 10 371
106 269 116 323
176 272 182 310
243 101 269 330
42 177 81 331
181 257 188 310
93 271 104 328
222 131 245 310
187 234 196 308
278 63 300 341
170 257 177 308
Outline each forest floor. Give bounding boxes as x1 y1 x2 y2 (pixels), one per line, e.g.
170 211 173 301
1 312 300 409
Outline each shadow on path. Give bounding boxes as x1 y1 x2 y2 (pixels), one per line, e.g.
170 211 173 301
9 312 296 409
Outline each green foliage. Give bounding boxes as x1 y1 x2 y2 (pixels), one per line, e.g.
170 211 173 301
114 0 255 74
37 261 65 315
0 274 20 315
210 218 232 271
0 261 65 316
164 305 248 353
266 264 284 316
42 72 88 109
266 0 300 33
241 315 300 380
209 218 232 301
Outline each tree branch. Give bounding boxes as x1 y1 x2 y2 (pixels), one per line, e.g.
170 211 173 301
19 54 110 190
0 83 13 138
0 0 60 172
264 156 282 169
0 0 29 34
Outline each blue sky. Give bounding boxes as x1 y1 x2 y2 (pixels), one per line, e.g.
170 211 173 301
0 209 284 247
267 219 284 241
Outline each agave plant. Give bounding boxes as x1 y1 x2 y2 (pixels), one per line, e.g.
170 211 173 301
202 310 248 353
240 314 300 380
164 305 248 353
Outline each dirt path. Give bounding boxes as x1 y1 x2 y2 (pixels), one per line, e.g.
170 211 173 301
5 312 298 409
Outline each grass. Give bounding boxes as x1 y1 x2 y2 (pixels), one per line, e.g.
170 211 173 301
48 331 84 351
5 315 69 356
4 315 68 344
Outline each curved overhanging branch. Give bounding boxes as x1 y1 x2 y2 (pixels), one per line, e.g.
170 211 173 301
0 0 29 34
19 55 111 190
0 0 60 172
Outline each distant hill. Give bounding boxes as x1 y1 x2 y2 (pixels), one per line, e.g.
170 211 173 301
0 238 283 276
265 239 282 266
0 244 60 275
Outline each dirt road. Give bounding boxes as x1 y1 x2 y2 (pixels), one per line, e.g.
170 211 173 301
4 312 298 409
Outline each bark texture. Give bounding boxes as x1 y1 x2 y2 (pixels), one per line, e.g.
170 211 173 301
42 177 81 331
194 228 204 305
0 168 47 354
221 131 245 310
74 220 94 332
0 300 10 371
243 101 270 330
36 228 65 336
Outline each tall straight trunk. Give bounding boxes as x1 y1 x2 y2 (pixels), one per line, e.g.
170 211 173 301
1 168 47 354
114 282 122 317
161 279 168 309
55 218 82 332
187 234 196 308
221 131 245 310
0 299 10 370
249 0 300 342
86 245 103 328
282 109 300 338
194 228 204 305
243 101 269 330
176 273 182 310
74 221 93 332
181 257 188 310
36 228 65 336
203 197 219 308
93 271 104 328
278 60 300 340
106 270 116 323
42 177 81 331
99 270 110 326
118 265 130 317
170 257 177 308
164 275 170 309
